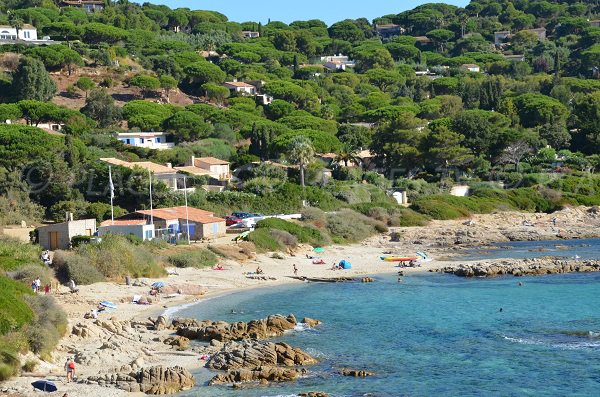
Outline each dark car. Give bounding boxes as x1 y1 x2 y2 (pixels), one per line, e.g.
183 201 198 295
231 212 256 219
225 215 242 226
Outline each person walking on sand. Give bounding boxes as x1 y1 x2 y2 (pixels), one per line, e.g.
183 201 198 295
293 264 298 276
64 357 75 383
34 277 41 294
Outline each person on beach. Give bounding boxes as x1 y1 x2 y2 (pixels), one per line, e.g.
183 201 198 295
34 277 41 293
44 284 50 294
256 266 263 274
293 264 298 275
552 217 557 227
64 357 75 382
31 280 37 293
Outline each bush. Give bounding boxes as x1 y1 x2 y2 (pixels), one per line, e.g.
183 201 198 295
397 208 429 226
53 251 105 285
0 348 19 381
23 295 67 357
10 265 54 288
255 218 328 247
70 234 166 280
326 209 380 243
300 207 326 222
71 235 91 248
0 277 33 335
0 238 41 272
269 229 298 247
22 359 38 372
247 228 285 252
168 249 218 269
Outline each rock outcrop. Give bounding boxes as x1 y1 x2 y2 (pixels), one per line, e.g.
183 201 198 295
340 368 374 377
435 258 600 278
207 341 317 371
209 366 304 385
174 314 315 342
87 366 195 394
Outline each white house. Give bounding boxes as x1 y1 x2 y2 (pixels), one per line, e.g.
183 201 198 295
37 216 97 250
0 24 38 41
115 131 174 150
223 81 257 95
175 156 231 183
241 31 260 38
98 219 155 241
494 31 511 46
60 0 104 12
100 158 191 192
323 61 346 71
460 64 480 73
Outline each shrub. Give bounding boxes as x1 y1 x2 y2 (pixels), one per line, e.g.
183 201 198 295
71 235 91 248
53 251 105 285
410 197 471 220
247 228 285 252
0 348 19 381
0 277 33 335
10 265 54 288
255 218 328 247
0 238 41 272
269 229 298 247
23 295 66 357
397 208 429 226
168 249 218 269
22 359 38 372
300 207 326 222
326 209 379 243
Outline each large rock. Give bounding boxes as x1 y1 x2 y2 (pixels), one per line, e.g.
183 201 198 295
436 258 600 278
208 366 304 385
207 341 316 371
174 314 315 342
111 366 195 395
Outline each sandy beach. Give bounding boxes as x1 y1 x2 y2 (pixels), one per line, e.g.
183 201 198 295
2 206 600 396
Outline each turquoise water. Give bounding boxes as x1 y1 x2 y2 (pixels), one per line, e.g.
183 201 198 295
175 270 600 397
458 238 600 261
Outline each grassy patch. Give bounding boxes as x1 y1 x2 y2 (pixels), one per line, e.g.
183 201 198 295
255 218 328 247
0 238 41 272
0 277 33 335
168 248 218 268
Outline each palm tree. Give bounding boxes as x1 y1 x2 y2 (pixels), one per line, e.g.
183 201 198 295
287 135 315 188
334 144 361 168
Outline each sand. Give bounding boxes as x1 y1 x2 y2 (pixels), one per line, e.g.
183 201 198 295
2 206 599 396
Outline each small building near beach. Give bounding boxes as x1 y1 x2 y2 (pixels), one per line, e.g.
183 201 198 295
115 206 226 241
98 219 155 241
37 217 97 250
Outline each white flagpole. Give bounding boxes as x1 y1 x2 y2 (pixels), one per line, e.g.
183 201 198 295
108 165 114 225
183 176 191 245
148 169 154 227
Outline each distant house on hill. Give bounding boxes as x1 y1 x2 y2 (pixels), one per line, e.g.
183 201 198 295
115 131 174 150
414 36 432 46
60 0 104 12
241 31 260 39
460 64 480 73
0 24 37 41
525 27 547 41
175 156 231 184
223 81 257 95
494 31 511 46
100 157 191 192
591 20 600 28
374 24 404 38
504 54 526 62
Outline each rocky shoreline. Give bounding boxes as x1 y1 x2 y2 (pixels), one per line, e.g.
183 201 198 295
434 258 600 277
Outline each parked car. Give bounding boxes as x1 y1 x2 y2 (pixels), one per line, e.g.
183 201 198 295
225 215 242 226
231 212 264 219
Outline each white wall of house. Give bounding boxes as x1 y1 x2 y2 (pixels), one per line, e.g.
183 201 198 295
116 132 174 150
98 224 154 240
38 219 96 250
0 26 38 41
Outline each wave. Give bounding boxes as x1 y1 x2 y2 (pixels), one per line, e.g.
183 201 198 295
502 334 600 350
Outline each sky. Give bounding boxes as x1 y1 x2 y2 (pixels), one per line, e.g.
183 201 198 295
155 0 470 25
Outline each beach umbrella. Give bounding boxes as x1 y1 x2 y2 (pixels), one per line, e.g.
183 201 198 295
313 247 325 253
99 301 117 310
152 281 166 288
31 380 57 392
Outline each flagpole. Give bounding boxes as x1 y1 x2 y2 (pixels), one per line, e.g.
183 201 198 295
148 169 154 227
108 165 114 225
183 176 191 245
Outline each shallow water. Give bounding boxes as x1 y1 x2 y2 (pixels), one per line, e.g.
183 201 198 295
457 238 600 261
175 269 600 397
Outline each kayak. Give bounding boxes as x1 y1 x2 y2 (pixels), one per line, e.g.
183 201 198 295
380 256 418 262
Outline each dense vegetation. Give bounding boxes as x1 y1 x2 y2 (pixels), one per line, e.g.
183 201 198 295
1 0 600 380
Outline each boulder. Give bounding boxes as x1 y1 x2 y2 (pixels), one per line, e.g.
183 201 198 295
163 336 190 350
127 366 195 395
209 366 303 385
340 368 374 377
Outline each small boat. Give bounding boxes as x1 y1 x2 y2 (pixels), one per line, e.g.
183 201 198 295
380 256 418 262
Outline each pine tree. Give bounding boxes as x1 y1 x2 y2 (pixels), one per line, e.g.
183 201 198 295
11 57 57 102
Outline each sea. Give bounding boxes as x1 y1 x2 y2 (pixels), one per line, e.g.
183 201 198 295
174 239 600 397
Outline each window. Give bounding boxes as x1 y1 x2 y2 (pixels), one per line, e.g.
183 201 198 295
156 137 161 143
23 31 30 39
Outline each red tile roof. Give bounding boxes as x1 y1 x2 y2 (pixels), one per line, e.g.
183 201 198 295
100 219 147 227
134 206 225 224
